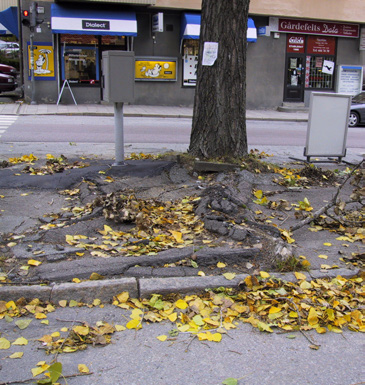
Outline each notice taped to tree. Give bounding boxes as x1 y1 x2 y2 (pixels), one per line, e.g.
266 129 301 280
202 42 219 66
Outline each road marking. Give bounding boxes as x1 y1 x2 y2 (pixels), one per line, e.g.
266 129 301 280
0 115 17 139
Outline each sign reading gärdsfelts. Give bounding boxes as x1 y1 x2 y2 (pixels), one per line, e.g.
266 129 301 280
135 58 177 81
270 17 359 38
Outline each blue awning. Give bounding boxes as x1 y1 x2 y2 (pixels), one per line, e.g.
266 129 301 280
181 13 201 40
0 7 18 38
181 13 257 43
51 3 137 36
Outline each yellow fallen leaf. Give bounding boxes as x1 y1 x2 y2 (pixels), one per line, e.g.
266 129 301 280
60 327 68 332
269 306 281 314
323 243 332 246
175 299 188 309
316 327 327 334
0 337 11 350
308 307 318 326
51 332 60 338
318 254 328 259
217 262 226 268
294 272 307 280
35 313 47 319
115 325 126 332
157 335 167 342
223 272 236 281
116 292 129 303
126 319 142 330
197 271 205 276
7 242 17 247
78 364 90 373
73 326 89 336
168 313 178 322
12 337 28 346
170 230 183 243
72 278 81 283
28 259 42 266
31 364 49 377
9 352 24 359
59 300 67 307
260 271 270 278
41 320 49 325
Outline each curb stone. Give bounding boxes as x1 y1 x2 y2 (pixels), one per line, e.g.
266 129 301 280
0 269 359 303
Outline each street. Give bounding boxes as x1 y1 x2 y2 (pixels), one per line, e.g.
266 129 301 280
1 115 364 148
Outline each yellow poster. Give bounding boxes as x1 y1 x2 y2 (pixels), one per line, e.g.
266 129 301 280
28 43 55 80
135 58 177 81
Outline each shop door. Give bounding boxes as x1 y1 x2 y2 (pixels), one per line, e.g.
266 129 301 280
284 54 305 102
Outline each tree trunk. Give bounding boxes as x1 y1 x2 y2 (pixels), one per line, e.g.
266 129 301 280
189 0 250 159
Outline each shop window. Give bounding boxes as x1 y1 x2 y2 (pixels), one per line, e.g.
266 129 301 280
61 45 99 85
306 55 335 89
60 34 99 85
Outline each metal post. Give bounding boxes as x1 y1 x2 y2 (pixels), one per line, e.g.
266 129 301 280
113 102 126 166
30 31 36 105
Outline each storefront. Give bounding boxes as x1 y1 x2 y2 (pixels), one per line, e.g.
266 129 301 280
20 1 363 108
269 17 360 104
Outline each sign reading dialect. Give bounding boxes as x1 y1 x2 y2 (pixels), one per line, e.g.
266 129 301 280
135 57 177 81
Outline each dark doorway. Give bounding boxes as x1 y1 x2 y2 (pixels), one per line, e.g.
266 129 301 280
284 54 305 102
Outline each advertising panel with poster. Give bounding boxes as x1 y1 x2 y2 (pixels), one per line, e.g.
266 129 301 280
27 42 55 80
135 57 177 81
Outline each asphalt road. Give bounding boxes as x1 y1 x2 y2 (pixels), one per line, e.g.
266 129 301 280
1 115 363 148
1 304 363 385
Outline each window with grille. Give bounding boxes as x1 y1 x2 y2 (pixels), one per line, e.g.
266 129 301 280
306 55 335 89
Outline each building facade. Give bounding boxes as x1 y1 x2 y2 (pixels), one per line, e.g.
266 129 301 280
1 0 364 108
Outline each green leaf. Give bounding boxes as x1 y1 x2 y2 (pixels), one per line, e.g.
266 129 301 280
222 378 238 385
191 260 198 268
49 362 63 383
15 318 32 330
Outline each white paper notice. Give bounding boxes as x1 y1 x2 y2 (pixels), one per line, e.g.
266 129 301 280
202 42 218 66
322 60 334 75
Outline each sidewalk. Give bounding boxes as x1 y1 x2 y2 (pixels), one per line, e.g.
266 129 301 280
0 101 309 121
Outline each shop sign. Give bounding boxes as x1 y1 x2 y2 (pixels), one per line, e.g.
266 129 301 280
287 34 305 53
27 43 55 80
82 20 110 31
135 57 177 81
307 36 336 55
276 18 359 38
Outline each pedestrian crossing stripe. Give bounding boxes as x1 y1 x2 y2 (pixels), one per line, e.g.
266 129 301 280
0 115 17 139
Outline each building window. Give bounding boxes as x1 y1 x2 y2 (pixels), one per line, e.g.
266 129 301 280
59 34 128 85
60 34 99 85
306 55 335 89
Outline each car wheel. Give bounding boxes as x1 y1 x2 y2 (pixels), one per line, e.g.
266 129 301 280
348 111 359 127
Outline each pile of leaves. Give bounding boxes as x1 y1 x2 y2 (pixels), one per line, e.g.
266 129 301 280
113 273 364 339
0 274 363 358
38 321 117 354
22 154 90 176
65 195 206 257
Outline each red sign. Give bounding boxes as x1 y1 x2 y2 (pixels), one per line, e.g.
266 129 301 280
307 36 336 55
287 34 305 53
278 18 359 38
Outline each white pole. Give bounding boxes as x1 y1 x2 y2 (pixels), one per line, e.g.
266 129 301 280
113 102 126 166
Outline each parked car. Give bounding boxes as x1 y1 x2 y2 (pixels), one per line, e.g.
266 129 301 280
348 91 365 127
0 72 17 93
0 63 17 77
1 42 19 56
